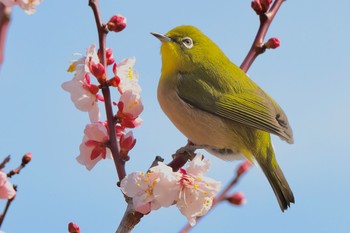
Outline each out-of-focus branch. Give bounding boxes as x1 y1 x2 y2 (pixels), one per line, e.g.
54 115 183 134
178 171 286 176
240 0 285 72
0 155 10 170
7 153 32 178
0 185 16 228
0 4 11 66
88 0 126 181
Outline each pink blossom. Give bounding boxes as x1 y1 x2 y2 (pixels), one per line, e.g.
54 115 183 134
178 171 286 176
67 45 99 80
62 74 101 122
115 57 141 95
0 171 16 199
154 154 221 226
76 122 111 170
117 90 143 128
121 154 221 225
0 0 42 14
120 171 162 214
175 155 221 226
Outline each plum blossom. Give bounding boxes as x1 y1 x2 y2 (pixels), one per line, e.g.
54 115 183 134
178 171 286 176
0 0 42 14
67 45 99 80
121 154 221 226
0 170 16 199
174 154 221 226
117 90 143 128
62 74 101 122
115 57 141 95
120 170 163 214
76 122 111 170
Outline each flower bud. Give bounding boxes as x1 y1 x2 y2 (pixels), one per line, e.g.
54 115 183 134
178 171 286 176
251 0 263 15
89 60 106 81
226 192 246 206
236 160 251 176
22 153 32 165
107 14 127 32
108 77 120 87
119 131 136 156
106 48 115 65
264 37 280 49
260 0 272 13
251 0 271 15
68 222 80 233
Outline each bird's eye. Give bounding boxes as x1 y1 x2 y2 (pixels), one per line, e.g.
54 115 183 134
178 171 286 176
181 37 193 49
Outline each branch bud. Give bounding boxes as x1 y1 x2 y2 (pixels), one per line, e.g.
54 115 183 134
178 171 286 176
236 160 251 176
68 222 80 233
251 0 272 15
226 192 246 206
264 37 280 49
89 60 106 81
107 14 127 33
22 153 32 165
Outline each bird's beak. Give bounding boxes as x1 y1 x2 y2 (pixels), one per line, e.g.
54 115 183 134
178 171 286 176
151 32 172 43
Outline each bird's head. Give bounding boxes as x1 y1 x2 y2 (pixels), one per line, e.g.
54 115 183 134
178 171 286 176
152 25 226 74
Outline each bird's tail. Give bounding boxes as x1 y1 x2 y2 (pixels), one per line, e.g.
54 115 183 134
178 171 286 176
256 145 295 211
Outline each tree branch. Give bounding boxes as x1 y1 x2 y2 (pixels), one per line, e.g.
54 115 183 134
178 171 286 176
0 4 11 66
0 185 16 228
88 0 126 181
240 0 285 72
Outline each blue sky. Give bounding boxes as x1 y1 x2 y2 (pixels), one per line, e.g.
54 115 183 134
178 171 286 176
0 0 349 232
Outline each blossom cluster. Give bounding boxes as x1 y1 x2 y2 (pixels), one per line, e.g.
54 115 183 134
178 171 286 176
120 154 221 226
62 43 142 170
0 0 42 14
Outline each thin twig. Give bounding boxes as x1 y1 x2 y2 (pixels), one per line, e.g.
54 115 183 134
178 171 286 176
0 185 16 228
88 0 126 181
240 0 285 72
0 155 10 170
0 4 11 66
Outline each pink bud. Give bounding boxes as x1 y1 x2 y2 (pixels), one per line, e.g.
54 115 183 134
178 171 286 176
236 160 252 176
119 131 136 155
107 14 127 33
260 0 272 12
251 0 263 15
265 37 280 49
108 76 120 87
106 48 115 65
89 60 106 81
251 0 271 14
226 192 246 206
68 222 80 233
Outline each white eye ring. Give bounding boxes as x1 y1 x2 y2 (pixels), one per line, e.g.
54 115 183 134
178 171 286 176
181 37 193 49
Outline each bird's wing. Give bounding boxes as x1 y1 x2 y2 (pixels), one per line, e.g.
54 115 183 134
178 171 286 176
176 72 294 144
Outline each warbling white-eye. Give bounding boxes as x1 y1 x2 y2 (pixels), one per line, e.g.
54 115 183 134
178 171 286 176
152 25 294 211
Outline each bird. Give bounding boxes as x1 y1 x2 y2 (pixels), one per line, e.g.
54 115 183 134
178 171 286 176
151 25 294 211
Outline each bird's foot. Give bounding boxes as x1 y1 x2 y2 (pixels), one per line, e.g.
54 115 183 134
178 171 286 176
173 141 205 160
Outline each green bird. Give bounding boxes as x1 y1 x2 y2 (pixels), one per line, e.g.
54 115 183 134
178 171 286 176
152 25 294 211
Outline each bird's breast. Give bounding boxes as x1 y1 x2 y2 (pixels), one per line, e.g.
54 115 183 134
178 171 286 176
157 74 243 158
